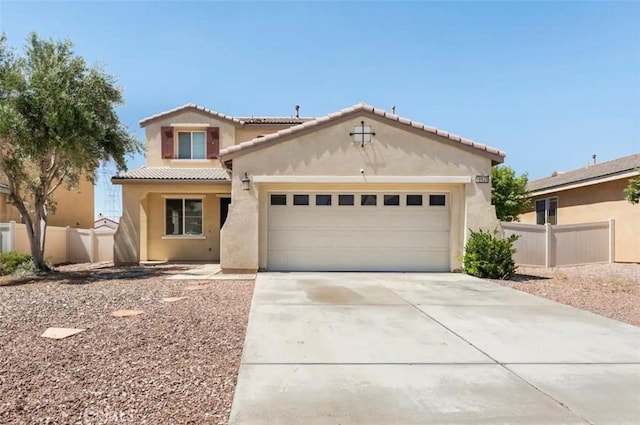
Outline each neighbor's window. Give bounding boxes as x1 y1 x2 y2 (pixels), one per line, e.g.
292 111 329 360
536 197 557 225
165 198 203 235
177 131 206 159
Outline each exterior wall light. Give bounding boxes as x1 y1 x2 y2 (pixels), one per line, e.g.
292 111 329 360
241 172 251 190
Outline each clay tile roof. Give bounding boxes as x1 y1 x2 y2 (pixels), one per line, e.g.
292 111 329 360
238 117 315 125
111 167 230 182
220 102 506 163
139 104 245 127
528 153 640 193
139 104 315 128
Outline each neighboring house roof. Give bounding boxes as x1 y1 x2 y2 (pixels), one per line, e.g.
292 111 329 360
112 167 230 182
0 183 9 195
139 103 313 127
94 217 119 227
528 153 640 194
220 103 506 164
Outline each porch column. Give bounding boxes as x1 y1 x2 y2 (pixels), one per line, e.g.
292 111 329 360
139 194 148 262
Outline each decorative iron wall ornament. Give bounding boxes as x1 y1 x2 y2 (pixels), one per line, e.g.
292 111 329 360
350 121 376 147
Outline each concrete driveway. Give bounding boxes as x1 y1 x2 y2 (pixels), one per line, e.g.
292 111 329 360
229 273 640 425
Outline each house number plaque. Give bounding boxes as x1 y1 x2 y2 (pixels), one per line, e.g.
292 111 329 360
475 175 490 184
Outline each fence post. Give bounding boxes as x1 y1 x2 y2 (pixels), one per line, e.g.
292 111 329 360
65 226 71 263
89 229 97 263
545 223 552 268
8 220 16 252
608 219 615 263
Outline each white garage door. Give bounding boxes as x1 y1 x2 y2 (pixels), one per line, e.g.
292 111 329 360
267 192 450 272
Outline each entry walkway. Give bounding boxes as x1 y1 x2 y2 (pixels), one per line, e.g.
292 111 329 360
229 272 640 425
166 264 255 280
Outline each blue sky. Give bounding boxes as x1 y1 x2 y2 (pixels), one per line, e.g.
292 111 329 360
1 1 639 219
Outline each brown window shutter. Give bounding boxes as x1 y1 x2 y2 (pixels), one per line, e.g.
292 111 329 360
161 127 174 158
207 127 220 159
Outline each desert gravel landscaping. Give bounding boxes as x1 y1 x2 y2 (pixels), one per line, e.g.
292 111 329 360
0 263 254 424
492 263 640 327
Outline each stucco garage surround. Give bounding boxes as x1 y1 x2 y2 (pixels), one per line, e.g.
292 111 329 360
220 109 503 272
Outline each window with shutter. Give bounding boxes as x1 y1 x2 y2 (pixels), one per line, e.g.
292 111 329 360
161 127 174 158
207 127 220 159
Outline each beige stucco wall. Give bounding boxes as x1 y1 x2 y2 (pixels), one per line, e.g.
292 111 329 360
521 178 640 263
146 192 222 261
114 182 230 264
144 110 237 168
0 178 94 229
220 114 500 272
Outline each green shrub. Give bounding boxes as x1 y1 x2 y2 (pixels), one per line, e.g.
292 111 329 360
0 252 33 275
462 228 519 280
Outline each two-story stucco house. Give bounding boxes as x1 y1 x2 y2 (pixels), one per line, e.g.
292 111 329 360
112 103 505 272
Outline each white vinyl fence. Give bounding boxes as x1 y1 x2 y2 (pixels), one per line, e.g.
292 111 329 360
0 221 114 264
502 220 614 267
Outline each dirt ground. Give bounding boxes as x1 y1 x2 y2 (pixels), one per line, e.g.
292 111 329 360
491 263 640 327
0 263 254 424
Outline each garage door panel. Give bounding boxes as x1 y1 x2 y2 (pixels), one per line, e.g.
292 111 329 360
267 192 451 271
269 248 450 272
268 228 449 251
270 213 449 231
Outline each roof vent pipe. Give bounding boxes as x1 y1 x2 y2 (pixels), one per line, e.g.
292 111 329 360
392 105 396 114
592 154 597 165
295 105 300 118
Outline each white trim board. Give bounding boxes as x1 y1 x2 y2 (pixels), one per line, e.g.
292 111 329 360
252 175 472 184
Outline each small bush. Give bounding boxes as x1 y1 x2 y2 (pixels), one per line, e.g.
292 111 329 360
463 228 519 280
0 252 33 275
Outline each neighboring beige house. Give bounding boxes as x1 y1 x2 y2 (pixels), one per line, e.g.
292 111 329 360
113 102 505 272
94 214 119 232
521 153 640 263
0 179 94 229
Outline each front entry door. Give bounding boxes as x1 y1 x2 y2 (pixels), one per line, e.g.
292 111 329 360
220 197 231 228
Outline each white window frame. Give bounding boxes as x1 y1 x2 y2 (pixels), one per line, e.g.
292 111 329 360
176 130 207 160
162 196 205 239
535 197 558 225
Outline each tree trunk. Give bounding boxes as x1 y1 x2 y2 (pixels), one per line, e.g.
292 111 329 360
20 205 49 272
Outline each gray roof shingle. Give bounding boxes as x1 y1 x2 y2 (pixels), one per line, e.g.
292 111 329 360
112 167 230 182
220 102 506 163
528 153 640 193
